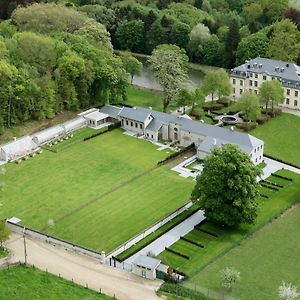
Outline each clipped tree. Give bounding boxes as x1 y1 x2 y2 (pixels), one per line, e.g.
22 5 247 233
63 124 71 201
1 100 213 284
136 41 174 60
192 144 260 227
149 44 189 112
120 52 142 84
279 281 299 300
259 80 285 112
236 92 261 122
221 267 240 291
202 69 231 103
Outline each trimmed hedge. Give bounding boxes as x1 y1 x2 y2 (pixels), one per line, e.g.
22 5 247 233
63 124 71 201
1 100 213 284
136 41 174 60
260 193 269 199
83 122 121 141
157 143 196 166
115 207 199 262
180 236 204 248
261 179 283 188
165 247 190 260
260 183 279 191
256 114 269 125
194 226 218 238
203 103 224 111
271 173 293 182
237 122 257 132
160 283 212 300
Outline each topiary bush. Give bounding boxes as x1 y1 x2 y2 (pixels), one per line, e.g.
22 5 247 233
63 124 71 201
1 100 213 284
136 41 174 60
237 122 257 132
256 114 269 124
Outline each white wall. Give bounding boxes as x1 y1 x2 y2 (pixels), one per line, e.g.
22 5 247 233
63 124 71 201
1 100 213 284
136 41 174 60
121 118 144 135
132 265 156 280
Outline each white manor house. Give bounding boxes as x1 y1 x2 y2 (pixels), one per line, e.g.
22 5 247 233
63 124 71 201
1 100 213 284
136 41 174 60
0 105 264 166
231 57 300 110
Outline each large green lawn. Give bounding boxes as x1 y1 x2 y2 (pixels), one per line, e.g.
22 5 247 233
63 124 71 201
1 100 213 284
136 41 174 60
2 129 193 252
0 265 112 299
251 113 300 166
187 198 300 300
158 170 300 277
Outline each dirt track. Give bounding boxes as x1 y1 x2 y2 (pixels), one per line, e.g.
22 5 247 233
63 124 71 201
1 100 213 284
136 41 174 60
5 233 163 300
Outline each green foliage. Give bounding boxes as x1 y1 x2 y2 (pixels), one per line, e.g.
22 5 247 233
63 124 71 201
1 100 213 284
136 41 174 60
202 69 231 102
236 92 261 122
149 44 189 112
192 145 260 227
0 221 9 248
259 80 285 111
120 52 143 84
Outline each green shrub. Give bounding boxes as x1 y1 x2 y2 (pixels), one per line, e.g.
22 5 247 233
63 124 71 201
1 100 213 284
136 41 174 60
217 96 232 107
237 122 257 132
256 114 269 124
203 103 224 111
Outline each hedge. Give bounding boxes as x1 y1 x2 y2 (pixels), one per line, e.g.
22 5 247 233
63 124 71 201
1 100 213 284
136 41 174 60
271 173 293 182
237 122 257 132
180 236 204 248
203 103 224 111
157 143 196 166
261 179 283 188
160 283 212 300
165 247 190 260
260 183 279 191
194 226 218 238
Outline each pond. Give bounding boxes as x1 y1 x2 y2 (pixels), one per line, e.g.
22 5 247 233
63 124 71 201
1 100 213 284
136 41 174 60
132 56 205 91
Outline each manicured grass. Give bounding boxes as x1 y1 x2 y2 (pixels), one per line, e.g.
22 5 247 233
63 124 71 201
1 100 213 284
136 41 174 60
0 265 112 299
159 170 300 276
187 197 300 300
2 129 193 252
48 127 106 152
115 204 200 261
251 113 300 166
126 86 163 111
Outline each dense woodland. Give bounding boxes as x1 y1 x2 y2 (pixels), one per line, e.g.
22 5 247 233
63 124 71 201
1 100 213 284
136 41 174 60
0 0 299 131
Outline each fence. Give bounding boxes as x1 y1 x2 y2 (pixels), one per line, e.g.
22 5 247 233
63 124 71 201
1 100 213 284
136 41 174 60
6 221 104 261
107 200 193 258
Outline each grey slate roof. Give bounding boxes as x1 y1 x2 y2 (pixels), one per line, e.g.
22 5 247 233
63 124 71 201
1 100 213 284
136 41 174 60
118 107 151 123
100 105 121 118
146 119 163 132
232 57 300 87
133 255 161 269
133 106 263 150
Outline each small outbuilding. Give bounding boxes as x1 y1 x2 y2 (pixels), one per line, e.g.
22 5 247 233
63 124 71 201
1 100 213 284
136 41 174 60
32 125 65 146
83 110 109 129
61 117 87 134
132 255 161 280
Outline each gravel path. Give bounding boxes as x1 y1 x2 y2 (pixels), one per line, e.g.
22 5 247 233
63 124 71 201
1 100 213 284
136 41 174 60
5 233 162 300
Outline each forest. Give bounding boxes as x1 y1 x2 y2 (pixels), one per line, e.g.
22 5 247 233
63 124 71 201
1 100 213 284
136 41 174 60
0 0 299 131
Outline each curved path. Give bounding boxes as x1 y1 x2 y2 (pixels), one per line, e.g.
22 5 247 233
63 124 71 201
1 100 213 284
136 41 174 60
5 233 162 300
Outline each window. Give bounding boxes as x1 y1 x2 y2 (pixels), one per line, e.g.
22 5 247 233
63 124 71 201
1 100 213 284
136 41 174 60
135 122 138 128
240 80 243 86
294 100 298 107
250 73 253 78
286 98 290 105
255 74 258 79
263 75 267 80
147 133 149 137
255 158 258 163
140 124 143 129
254 81 258 87
174 127 178 132
233 88 235 93
287 89 290 95
240 89 243 94
295 91 299 97
130 121 133 127
232 78 236 84
249 80 253 86
272 77 275 80
126 120 128 125
254 90 258 94
151 134 153 138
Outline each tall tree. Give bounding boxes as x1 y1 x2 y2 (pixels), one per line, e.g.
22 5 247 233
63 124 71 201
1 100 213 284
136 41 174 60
236 92 261 122
192 144 260 227
225 18 240 68
259 80 285 112
149 44 188 112
202 69 231 103
120 52 142 84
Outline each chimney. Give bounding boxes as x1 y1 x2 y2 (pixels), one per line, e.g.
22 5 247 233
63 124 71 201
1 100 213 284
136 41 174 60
213 138 217 146
281 67 285 72
286 63 289 67
230 126 234 131
149 106 152 110
259 64 262 68
275 66 279 72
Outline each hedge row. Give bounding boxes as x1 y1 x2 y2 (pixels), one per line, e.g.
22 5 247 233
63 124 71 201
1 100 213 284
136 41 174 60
157 143 196 166
264 154 300 169
203 103 224 111
260 183 279 191
271 173 293 181
260 193 269 199
160 283 212 300
262 179 283 188
115 207 199 262
180 236 204 248
83 122 121 141
194 226 218 238
165 247 190 260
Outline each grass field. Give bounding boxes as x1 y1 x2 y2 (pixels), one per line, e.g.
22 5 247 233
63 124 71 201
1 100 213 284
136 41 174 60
126 86 163 111
2 129 194 252
158 170 300 277
187 201 300 300
251 113 300 166
0 265 112 299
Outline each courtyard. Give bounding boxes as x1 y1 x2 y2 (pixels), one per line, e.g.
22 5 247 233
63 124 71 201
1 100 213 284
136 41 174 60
1 129 194 252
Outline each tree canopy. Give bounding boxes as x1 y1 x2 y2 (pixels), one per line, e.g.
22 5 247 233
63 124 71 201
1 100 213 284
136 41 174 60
192 144 260 227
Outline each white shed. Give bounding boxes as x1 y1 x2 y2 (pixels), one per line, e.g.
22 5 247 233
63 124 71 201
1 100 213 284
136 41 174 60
0 136 38 162
61 117 87 134
32 125 65 145
132 255 161 280
83 110 109 129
